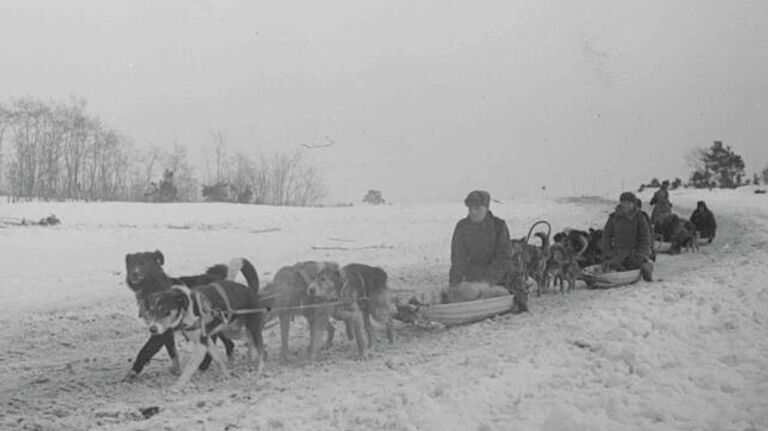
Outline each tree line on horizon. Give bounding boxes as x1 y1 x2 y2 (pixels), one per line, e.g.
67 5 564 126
640 140 766 192
0 97 325 206
2 98 766 205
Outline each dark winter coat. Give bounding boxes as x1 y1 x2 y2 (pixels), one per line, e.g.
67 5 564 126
601 206 652 259
650 188 672 224
449 212 512 286
690 205 717 239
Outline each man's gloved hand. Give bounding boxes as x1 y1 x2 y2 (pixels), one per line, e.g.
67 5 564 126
605 250 630 270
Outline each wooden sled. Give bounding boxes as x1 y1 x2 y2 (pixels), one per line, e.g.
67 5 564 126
396 295 516 327
581 265 641 289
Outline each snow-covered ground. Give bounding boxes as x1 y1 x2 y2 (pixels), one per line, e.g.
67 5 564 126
1 188 766 430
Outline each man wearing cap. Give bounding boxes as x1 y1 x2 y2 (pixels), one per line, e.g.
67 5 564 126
650 180 673 225
449 190 528 309
635 197 657 262
601 192 654 281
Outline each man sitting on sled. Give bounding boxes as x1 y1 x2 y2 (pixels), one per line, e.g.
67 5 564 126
448 190 529 312
601 192 654 282
396 190 527 323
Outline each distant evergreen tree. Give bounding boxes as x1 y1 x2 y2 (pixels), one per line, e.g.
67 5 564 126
363 190 386 205
689 141 745 189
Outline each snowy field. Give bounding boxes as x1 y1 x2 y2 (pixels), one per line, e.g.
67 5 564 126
1 188 767 430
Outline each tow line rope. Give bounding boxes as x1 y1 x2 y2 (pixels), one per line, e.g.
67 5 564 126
216 297 371 319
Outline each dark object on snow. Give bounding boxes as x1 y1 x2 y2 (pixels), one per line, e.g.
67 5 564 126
655 213 698 254
755 189 767 194
5 214 61 226
689 201 717 241
38 214 61 226
139 406 160 419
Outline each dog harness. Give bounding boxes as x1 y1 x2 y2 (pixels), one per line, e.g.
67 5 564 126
170 284 232 340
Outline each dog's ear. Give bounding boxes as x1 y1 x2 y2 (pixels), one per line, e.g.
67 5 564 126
153 250 164 266
174 290 189 310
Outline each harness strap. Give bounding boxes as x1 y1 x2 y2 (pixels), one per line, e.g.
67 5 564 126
194 291 209 338
355 270 367 300
212 282 233 313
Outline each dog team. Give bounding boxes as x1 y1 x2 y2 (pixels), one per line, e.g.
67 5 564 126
123 187 716 389
124 253 394 390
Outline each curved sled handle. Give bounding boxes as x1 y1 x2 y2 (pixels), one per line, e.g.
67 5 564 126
525 220 552 244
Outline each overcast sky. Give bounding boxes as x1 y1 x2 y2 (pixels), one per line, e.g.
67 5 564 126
1 0 767 203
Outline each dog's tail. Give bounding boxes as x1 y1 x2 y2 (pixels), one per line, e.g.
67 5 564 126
525 220 551 243
227 257 260 292
573 233 589 259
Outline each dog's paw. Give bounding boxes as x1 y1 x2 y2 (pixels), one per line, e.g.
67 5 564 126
122 370 139 382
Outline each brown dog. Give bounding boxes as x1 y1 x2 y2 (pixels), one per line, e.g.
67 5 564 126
307 263 394 359
510 231 550 296
261 261 344 362
546 245 581 293
123 250 237 380
141 260 264 389
547 234 588 293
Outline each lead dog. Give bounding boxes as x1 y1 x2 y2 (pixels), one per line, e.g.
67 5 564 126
124 250 238 381
510 231 551 297
307 263 394 359
548 232 588 293
655 214 698 254
141 257 264 389
261 261 346 362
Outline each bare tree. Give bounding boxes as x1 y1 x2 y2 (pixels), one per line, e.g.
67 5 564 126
259 151 324 206
163 142 198 201
229 151 257 203
207 130 229 184
2 97 135 201
0 103 8 194
1 97 328 205
60 99 91 199
292 164 325 206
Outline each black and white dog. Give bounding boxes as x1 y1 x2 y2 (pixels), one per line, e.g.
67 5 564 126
124 251 249 381
139 256 264 389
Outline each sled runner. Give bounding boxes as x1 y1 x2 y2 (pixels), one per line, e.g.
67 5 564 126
581 265 641 289
653 240 674 254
